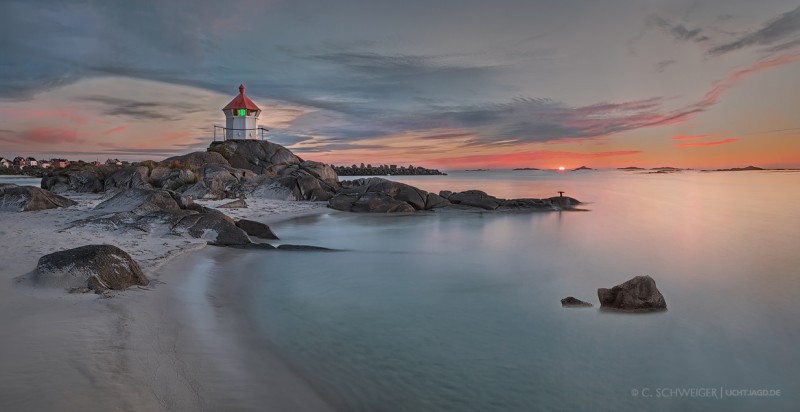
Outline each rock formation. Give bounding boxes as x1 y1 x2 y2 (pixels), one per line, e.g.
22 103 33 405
235 219 279 239
34 244 148 293
561 296 593 307
597 275 667 312
0 184 77 211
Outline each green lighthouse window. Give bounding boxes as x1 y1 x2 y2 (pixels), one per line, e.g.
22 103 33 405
237 108 246 116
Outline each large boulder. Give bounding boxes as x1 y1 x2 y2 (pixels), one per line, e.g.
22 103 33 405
94 188 182 215
34 244 148 292
236 219 279 240
208 140 303 174
182 165 251 200
162 151 231 171
175 213 251 245
448 190 500 210
0 184 77 211
150 167 198 191
327 178 426 213
597 275 667 312
561 296 593 308
104 166 153 191
41 167 109 193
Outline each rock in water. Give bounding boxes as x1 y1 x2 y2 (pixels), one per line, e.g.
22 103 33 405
235 219 279 240
561 296 593 307
0 184 77 211
34 244 148 292
597 275 667 312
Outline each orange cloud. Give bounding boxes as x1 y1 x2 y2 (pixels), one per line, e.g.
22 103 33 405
677 138 738 147
672 133 723 141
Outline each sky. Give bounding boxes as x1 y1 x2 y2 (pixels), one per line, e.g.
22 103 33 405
1 0 799 169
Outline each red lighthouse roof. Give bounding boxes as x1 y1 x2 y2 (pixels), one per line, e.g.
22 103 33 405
223 84 261 111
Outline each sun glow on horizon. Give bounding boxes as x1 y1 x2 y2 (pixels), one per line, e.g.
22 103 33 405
558 166 566 171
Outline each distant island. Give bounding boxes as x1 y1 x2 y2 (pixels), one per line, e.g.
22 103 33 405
333 163 446 176
702 165 763 172
571 166 593 171
512 167 540 171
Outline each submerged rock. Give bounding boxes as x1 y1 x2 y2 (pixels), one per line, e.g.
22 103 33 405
597 275 667 312
561 296 593 308
0 184 77 212
34 244 148 292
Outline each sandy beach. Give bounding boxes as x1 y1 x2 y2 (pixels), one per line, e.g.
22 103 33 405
0 187 333 411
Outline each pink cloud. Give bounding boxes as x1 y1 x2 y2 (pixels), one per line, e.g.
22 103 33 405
101 125 129 135
22 127 80 144
677 138 738 147
697 53 800 108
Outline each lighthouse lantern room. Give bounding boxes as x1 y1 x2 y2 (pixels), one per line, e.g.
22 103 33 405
215 84 268 141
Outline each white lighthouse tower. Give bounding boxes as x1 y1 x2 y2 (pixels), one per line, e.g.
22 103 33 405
219 84 265 140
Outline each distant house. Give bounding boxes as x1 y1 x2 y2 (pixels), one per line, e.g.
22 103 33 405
13 157 26 169
39 160 51 169
105 158 122 166
51 158 70 169
0 158 10 168
25 157 38 167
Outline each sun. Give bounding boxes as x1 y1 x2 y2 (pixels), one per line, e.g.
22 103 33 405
558 166 566 171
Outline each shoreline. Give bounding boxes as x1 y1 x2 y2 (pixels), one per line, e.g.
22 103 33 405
0 187 334 411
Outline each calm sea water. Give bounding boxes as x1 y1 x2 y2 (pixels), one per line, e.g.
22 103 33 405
216 170 800 412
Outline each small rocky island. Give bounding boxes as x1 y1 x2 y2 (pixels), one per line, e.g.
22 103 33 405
333 163 446 176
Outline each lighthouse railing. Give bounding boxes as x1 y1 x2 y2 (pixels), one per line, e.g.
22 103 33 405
213 126 270 142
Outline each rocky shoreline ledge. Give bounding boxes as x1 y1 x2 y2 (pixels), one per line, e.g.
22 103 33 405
40 139 581 214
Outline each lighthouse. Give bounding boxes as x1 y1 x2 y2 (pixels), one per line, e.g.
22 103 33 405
217 84 266 141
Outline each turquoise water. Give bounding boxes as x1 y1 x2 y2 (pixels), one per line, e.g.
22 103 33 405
218 170 800 411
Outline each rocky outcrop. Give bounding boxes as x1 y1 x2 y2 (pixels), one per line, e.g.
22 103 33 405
447 190 500 210
328 178 427 213
181 164 254 200
104 166 153 191
0 184 77 211
162 151 231 171
235 219 279 240
94 188 182 215
208 140 339 201
328 178 574 213
561 297 593 308
34 244 148 292
597 275 667 312
208 140 302 175
41 167 109 193
174 213 251 246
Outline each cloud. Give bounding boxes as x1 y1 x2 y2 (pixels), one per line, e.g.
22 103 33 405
654 59 676 73
708 6 800 55
647 15 709 42
80 96 197 121
677 138 738 147
21 127 80 144
671 133 723 141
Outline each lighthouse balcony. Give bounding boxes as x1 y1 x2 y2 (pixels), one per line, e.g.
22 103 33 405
213 125 269 141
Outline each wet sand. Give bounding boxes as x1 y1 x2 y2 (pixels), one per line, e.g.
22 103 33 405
0 189 333 411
